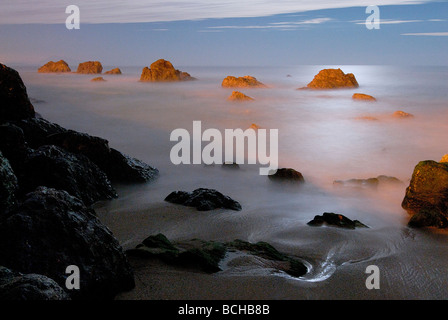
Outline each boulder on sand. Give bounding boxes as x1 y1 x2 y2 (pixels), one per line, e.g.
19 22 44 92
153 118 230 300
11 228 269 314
222 75 266 88
38 60 71 73
304 68 359 90
76 61 103 74
140 59 194 82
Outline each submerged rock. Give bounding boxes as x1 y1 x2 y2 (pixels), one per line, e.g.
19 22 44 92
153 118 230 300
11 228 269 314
104 68 122 75
140 59 194 82
222 76 266 88
165 188 242 211
352 93 376 101
402 161 448 228
227 91 254 101
0 187 135 300
0 63 35 123
393 110 414 119
76 61 103 74
38 60 71 73
91 77 106 82
307 212 369 229
334 175 403 189
0 266 70 300
305 68 359 90
268 168 305 183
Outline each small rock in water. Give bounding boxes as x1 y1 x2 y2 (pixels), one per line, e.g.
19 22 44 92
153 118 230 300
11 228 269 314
441 154 448 163
392 110 414 119
268 168 305 184
307 212 369 229
352 93 376 101
91 77 106 82
165 188 242 211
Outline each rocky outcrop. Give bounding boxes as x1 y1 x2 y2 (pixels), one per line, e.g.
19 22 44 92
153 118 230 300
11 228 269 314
227 91 254 101
334 175 403 189
441 155 448 163
127 234 307 277
165 188 242 211
0 187 135 300
140 59 194 82
352 93 376 101
268 168 305 183
38 60 71 73
76 61 103 74
0 63 35 123
0 266 70 300
402 161 448 228
91 77 106 82
0 152 18 213
221 76 266 88
104 68 122 75
305 69 359 90
307 212 369 229
393 110 414 119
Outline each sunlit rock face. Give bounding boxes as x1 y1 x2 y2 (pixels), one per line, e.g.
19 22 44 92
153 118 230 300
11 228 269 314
393 110 414 119
140 59 194 82
38 60 71 73
221 76 266 88
76 61 103 74
441 155 448 163
352 93 376 101
227 91 254 101
104 68 121 75
91 77 106 82
306 68 359 89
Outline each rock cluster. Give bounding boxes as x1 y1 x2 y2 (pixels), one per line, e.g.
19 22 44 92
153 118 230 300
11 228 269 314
140 59 194 82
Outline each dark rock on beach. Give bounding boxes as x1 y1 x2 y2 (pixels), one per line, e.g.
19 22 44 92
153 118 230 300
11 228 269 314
165 188 242 211
0 63 35 122
0 266 70 300
307 212 369 229
0 187 135 300
268 168 305 183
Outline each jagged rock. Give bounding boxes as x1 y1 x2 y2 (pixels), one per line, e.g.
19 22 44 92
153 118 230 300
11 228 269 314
104 68 121 75
352 93 376 101
91 77 106 82
304 68 359 90
140 59 194 82
0 266 70 300
402 161 448 228
12 118 66 149
227 91 254 101
165 188 242 211
0 187 135 300
441 154 448 163
76 61 103 74
307 212 369 229
221 76 266 88
393 110 414 119
0 64 35 123
0 151 18 213
20 145 117 205
0 123 29 169
268 168 305 183
37 60 71 73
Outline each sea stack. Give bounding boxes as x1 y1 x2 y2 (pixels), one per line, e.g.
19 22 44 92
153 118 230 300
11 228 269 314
38 60 71 73
352 93 376 101
222 76 266 88
227 91 254 101
76 61 103 74
140 59 194 82
104 68 122 75
305 68 359 89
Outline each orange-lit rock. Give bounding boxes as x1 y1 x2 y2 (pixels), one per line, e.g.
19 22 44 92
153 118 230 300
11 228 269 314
222 76 266 88
305 68 359 89
440 154 448 163
38 60 71 73
352 93 376 101
91 77 106 82
140 59 194 82
227 91 254 101
104 68 122 75
393 110 414 118
249 123 260 130
76 61 103 74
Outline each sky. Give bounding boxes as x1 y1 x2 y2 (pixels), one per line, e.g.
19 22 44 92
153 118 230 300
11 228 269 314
0 0 447 66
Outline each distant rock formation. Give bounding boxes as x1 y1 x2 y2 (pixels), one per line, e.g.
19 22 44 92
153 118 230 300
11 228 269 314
76 61 103 74
38 60 71 73
104 68 122 75
227 91 254 101
393 110 414 119
334 175 403 189
304 68 359 90
222 76 266 88
140 59 194 82
91 77 106 82
352 93 376 101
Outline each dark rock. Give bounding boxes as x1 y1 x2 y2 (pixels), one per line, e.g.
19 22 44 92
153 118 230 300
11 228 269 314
0 151 18 213
20 145 117 205
0 187 135 300
402 161 448 228
0 123 29 169
165 188 242 211
307 212 369 229
13 118 67 149
221 162 240 169
0 64 35 123
0 266 70 300
408 206 448 228
268 168 305 183
334 175 403 189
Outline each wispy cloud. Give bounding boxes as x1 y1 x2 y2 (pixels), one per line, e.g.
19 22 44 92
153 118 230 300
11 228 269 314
0 0 433 24
402 32 448 36
207 17 333 31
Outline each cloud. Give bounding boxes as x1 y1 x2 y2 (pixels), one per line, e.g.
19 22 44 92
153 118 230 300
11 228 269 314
207 17 333 31
0 0 432 24
402 32 448 36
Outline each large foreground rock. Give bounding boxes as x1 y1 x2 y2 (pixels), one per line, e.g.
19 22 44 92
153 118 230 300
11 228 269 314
165 188 242 211
0 63 35 123
402 161 448 228
38 60 71 73
0 151 18 213
76 61 103 74
140 59 194 82
222 76 266 88
0 266 70 300
305 68 359 90
0 187 135 300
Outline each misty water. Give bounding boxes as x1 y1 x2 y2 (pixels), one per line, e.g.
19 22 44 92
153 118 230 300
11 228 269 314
18 65 448 298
